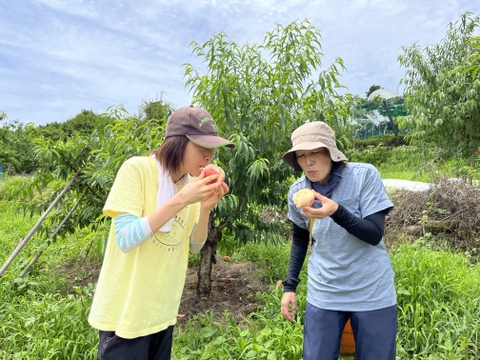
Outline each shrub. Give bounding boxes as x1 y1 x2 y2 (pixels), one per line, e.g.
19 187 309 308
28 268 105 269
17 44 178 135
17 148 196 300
386 178 480 257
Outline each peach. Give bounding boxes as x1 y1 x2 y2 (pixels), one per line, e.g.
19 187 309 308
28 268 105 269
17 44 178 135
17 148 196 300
203 164 225 185
293 188 315 208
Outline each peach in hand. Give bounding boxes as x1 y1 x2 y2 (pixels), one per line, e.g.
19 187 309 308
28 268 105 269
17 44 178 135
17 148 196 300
293 189 315 208
202 164 225 185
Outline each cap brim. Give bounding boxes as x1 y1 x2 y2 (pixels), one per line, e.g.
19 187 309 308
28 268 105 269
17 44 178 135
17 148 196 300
187 134 235 149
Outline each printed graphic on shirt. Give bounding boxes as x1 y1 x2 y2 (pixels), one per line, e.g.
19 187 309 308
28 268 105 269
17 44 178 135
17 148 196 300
151 214 187 252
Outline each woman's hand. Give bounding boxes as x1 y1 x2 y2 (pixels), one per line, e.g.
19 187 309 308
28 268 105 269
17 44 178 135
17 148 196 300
149 172 228 234
177 172 226 205
281 292 297 321
183 170 229 210
188 172 229 244
201 180 229 210
198 167 229 210
300 192 338 219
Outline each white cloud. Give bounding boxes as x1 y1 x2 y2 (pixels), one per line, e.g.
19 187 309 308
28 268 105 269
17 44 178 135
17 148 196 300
0 0 477 125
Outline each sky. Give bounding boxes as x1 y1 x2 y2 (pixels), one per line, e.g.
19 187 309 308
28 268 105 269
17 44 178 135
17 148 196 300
0 0 477 126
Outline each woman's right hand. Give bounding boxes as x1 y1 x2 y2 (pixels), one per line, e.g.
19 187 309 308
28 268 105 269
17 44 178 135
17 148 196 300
281 292 297 321
178 173 223 205
300 192 338 219
148 173 223 234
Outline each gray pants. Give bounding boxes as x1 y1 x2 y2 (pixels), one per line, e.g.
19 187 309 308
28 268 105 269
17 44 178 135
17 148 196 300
303 302 397 360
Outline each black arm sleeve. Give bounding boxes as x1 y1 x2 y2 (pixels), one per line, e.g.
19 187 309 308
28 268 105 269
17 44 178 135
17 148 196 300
283 222 309 293
330 204 393 245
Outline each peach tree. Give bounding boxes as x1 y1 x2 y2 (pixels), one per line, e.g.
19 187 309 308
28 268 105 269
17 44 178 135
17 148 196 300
184 19 355 297
398 12 480 179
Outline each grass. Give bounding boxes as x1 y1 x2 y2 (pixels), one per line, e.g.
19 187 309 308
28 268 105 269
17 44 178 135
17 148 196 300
392 241 480 358
0 193 99 360
1 159 480 359
349 143 470 183
378 167 433 182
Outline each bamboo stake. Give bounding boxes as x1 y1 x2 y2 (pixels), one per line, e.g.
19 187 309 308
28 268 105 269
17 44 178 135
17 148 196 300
19 198 81 277
0 170 80 278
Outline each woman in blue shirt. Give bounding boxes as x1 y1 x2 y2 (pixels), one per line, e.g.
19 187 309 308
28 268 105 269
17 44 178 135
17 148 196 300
280 121 397 360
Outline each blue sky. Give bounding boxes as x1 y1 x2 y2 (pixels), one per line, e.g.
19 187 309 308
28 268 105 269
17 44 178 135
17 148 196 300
0 0 476 126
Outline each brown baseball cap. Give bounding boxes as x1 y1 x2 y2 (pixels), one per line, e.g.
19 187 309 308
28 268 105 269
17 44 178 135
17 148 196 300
165 106 234 148
283 121 347 171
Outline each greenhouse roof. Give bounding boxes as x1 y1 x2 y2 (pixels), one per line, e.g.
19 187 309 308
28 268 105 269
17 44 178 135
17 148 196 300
367 88 399 101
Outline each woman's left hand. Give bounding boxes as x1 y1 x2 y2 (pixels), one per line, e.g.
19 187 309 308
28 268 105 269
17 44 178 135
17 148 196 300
201 181 229 210
300 192 338 219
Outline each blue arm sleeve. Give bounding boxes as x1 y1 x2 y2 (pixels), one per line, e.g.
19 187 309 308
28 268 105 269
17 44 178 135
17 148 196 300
113 213 152 253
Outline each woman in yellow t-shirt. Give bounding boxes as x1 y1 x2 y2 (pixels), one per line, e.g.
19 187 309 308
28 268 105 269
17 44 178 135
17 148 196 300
88 106 234 360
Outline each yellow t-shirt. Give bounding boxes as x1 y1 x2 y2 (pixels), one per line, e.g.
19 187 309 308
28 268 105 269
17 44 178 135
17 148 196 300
88 156 199 339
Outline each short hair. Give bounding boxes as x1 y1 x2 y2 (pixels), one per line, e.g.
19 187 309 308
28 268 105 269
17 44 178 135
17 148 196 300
151 136 189 175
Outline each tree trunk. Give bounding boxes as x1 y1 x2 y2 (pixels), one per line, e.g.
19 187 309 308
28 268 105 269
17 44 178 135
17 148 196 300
196 224 219 299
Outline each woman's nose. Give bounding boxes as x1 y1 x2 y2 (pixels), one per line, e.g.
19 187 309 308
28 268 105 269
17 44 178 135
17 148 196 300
205 150 215 162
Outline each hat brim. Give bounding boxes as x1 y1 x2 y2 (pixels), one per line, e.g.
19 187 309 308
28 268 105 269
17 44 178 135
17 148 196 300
187 134 235 149
283 142 347 171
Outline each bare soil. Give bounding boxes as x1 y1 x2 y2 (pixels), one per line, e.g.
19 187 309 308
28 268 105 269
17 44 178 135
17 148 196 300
178 259 272 325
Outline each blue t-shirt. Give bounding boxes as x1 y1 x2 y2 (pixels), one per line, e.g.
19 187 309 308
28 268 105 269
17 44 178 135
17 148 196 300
287 162 396 311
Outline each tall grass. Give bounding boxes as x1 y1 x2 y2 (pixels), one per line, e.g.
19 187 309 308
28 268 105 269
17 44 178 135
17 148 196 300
0 186 99 360
1 171 480 359
392 241 480 359
171 239 480 359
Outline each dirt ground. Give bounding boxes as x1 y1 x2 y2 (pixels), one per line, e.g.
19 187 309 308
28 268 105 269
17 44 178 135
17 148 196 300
177 259 273 325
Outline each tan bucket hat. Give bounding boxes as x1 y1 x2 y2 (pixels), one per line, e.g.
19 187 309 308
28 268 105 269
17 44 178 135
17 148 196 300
283 121 347 171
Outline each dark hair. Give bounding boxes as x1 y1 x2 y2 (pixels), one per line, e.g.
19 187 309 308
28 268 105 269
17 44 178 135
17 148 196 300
151 136 189 175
